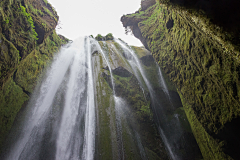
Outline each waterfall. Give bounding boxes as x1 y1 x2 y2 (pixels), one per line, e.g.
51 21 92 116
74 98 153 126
1 37 202 160
2 37 96 160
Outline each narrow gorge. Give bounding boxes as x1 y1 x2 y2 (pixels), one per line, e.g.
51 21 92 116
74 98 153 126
0 0 239 160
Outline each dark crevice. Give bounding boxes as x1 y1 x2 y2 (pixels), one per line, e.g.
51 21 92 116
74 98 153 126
166 19 174 29
211 117 240 159
35 23 45 44
20 0 25 7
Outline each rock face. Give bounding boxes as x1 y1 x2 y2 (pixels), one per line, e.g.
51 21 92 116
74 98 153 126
121 1 240 160
141 0 156 11
112 66 132 77
0 0 68 150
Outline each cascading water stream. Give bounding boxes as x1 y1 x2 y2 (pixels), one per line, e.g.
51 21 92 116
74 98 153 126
156 63 174 109
114 39 180 160
82 37 96 159
2 37 96 160
156 63 170 98
55 38 87 160
94 41 116 95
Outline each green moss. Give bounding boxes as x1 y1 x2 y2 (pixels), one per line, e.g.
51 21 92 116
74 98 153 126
106 33 113 40
28 4 45 16
43 0 49 5
179 92 232 160
95 34 103 41
94 53 118 159
0 34 20 87
139 103 152 119
0 79 29 149
43 7 53 17
20 5 38 41
14 30 66 92
4 18 9 24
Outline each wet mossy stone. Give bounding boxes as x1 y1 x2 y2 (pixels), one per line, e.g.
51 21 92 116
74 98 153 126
112 66 132 77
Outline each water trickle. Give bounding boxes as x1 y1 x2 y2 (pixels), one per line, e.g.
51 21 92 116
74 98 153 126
156 63 170 97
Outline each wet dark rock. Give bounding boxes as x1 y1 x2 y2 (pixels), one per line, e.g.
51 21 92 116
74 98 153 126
102 66 109 70
92 50 99 55
112 66 132 77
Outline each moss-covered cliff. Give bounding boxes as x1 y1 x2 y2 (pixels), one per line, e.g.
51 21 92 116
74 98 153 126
0 0 68 150
121 1 240 159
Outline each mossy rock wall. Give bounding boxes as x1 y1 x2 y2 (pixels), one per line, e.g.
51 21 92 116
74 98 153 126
93 41 169 159
121 1 240 159
0 0 68 151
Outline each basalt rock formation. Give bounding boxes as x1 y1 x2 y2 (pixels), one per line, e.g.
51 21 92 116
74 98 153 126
0 0 68 150
121 0 240 159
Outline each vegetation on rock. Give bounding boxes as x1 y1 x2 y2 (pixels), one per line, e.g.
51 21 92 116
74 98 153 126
95 34 103 41
95 33 114 41
105 33 113 40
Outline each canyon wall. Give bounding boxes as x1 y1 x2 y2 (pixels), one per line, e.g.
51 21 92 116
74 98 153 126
121 1 240 159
